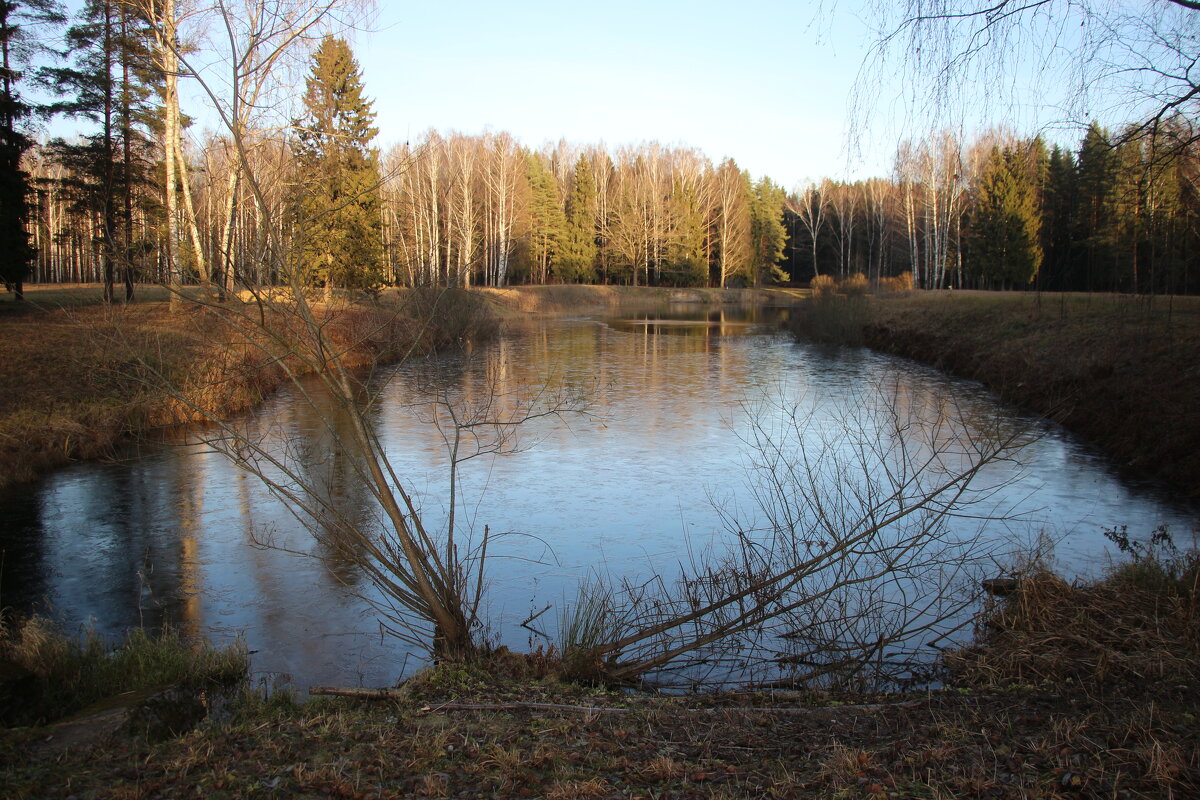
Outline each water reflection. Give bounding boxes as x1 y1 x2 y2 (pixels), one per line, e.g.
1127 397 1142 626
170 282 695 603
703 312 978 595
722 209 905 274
0 303 1194 689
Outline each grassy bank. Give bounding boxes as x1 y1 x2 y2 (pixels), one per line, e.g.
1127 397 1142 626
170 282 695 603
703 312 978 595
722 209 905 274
0 286 499 491
795 290 1200 498
3 545 1196 799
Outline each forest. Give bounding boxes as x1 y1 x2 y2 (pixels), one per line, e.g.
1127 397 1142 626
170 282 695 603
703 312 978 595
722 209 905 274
4 1 1200 301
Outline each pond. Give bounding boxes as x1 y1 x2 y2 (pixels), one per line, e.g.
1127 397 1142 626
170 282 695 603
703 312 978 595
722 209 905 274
1 304 1195 689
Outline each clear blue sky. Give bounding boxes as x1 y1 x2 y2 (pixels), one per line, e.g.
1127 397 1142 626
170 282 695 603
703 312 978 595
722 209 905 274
45 0 1092 188
353 0 891 187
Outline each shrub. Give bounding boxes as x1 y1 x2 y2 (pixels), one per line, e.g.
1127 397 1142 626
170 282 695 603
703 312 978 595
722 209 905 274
878 271 914 295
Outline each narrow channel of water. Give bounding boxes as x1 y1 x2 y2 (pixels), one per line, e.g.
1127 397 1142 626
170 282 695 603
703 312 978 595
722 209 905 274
1 304 1194 688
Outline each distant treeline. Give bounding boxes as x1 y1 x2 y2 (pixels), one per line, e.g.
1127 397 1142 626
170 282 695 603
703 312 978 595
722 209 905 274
7 0 1197 295
783 124 1200 295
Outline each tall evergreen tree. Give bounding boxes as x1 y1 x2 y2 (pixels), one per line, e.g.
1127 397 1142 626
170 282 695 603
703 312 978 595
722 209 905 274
1040 144 1076 290
556 154 597 282
1074 123 1120 292
294 36 383 294
748 176 788 286
524 152 565 283
966 146 1042 287
0 0 64 300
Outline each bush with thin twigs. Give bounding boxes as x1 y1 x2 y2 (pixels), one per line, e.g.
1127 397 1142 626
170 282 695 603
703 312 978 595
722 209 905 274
563 386 1027 690
809 274 837 297
877 271 914 295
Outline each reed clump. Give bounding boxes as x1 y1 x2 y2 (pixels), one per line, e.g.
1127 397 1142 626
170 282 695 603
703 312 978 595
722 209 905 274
877 271 914 295
838 272 870 297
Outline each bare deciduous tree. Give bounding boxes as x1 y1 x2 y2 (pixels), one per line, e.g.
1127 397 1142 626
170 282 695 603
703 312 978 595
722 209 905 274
857 0 1200 146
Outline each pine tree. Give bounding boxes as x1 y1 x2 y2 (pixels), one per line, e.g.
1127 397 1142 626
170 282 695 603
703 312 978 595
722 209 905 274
1 1 64 299
749 176 788 286
966 146 1043 287
294 36 383 295
43 0 156 302
556 154 597 282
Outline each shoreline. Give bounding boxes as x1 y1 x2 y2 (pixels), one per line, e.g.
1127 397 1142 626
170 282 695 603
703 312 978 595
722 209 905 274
794 290 1200 501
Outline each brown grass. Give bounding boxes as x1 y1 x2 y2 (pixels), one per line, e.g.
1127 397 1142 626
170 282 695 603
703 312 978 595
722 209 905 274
3 667 1196 799
858 291 1200 497
947 565 1200 693
0 287 498 490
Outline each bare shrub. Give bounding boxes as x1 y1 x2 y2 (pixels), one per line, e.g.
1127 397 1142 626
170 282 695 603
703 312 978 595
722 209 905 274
564 384 1029 690
879 271 914 296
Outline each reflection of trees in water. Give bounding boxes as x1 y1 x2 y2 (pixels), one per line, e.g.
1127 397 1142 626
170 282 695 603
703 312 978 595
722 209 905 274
172 458 204 640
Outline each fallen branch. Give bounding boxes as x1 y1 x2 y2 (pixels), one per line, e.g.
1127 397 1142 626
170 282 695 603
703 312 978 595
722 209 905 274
308 686 923 716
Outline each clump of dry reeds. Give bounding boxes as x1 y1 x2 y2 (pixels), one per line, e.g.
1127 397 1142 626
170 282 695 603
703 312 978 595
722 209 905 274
838 272 870 297
808 274 837 297
946 542 1200 692
877 271 914 295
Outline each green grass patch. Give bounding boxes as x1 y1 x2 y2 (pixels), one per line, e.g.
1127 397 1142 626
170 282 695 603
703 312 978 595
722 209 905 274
0 615 248 727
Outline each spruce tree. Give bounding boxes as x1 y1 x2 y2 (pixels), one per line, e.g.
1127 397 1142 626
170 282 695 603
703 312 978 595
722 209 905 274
1074 123 1119 292
0 0 64 299
966 146 1043 288
556 154 597 282
294 36 383 295
1040 145 1077 290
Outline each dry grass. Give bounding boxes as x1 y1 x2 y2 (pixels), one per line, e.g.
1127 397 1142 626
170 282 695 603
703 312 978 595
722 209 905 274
0 287 498 490
947 549 1200 693
822 290 1200 497
4 667 1195 799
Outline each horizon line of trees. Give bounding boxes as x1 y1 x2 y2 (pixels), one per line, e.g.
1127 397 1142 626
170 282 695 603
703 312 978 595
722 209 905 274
787 122 1200 295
